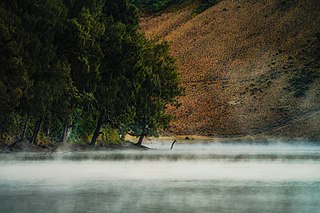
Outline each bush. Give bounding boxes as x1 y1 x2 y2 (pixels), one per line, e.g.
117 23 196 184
193 0 220 14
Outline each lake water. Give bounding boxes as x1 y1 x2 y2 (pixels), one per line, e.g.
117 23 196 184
0 141 320 212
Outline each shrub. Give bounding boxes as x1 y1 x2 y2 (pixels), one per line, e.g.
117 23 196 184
193 0 220 14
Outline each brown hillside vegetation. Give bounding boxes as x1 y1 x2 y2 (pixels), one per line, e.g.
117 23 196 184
140 0 320 139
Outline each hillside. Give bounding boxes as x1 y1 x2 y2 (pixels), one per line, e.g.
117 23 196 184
140 0 320 139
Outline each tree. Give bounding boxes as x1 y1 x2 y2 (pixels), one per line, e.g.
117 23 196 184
2 0 70 144
129 41 183 146
0 0 183 147
89 0 143 146
0 2 29 136
58 1 105 144
103 0 139 28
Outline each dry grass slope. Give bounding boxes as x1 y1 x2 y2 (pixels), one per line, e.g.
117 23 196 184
141 0 320 139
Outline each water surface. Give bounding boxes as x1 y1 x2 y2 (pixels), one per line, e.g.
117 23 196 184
0 141 320 212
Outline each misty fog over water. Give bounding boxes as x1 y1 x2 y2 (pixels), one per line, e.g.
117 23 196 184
0 141 320 212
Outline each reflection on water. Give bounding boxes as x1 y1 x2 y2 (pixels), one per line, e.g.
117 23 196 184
0 142 320 213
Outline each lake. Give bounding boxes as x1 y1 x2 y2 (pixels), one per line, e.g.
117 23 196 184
0 141 320 212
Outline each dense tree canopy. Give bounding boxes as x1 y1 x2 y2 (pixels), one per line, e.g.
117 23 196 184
0 0 183 147
132 0 219 13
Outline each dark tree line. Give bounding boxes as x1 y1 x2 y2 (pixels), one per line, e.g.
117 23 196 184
132 0 219 14
0 0 183 147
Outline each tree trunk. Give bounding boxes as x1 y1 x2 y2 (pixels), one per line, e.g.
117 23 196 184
119 129 126 140
43 114 51 137
121 133 125 140
31 118 42 145
21 115 29 141
136 134 144 146
90 114 104 146
61 120 72 145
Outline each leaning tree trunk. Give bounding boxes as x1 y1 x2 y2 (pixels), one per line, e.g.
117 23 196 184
31 118 42 145
90 114 104 146
136 134 145 146
120 133 125 141
21 115 29 141
61 120 72 145
44 119 50 137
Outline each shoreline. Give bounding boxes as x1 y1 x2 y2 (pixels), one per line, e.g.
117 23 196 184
0 140 149 154
143 134 319 143
1 135 319 154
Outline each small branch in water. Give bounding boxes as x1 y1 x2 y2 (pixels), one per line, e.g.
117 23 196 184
170 140 177 150
43 145 57 155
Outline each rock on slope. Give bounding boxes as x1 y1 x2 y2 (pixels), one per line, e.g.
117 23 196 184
140 0 320 139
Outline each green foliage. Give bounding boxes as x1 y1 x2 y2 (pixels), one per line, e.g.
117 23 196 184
133 0 219 14
0 2 29 132
103 127 121 144
103 0 139 28
128 41 183 139
0 0 183 146
133 0 190 13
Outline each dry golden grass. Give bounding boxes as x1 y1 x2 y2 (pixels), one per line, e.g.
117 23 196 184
141 0 320 138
